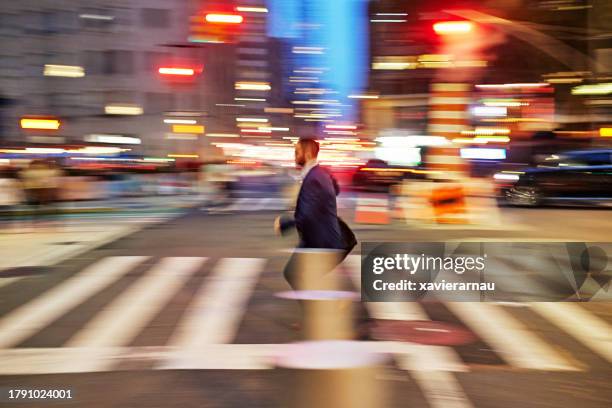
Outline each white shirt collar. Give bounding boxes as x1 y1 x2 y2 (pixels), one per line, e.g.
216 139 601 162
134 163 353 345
300 160 318 179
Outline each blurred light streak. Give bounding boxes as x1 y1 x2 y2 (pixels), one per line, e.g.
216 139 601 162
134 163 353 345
375 13 408 16
476 83 549 89
144 157 175 163
326 124 357 130
362 167 439 175
453 138 488 144
370 19 406 23
460 148 506 160
165 111 202 117
473 106 507 117
482 99 527 107
265 107 293 113
236 6 268 13
166 133 198 140
205 133 239 138
20 118 61 130
461 127 510 135
493 172 520 181
546 78 583 84
236 117 268 123
236 98 266 101
25 147 64 154
584 100 612 106
475 136 510 143
324 130 356 135
105 104 143 115
216 103 245 107
168 154 199 158
600 128 612 137
77 146 126 155
158 67 195 76
172 125 204 134
291 100 338 105
164 119 197 124
433 21 473 35
44 65 85 78
258 127 290 131
241 129 272 134
292 47 324 54
79 14 114 21
235 82 271 91
571 83 612 95
84 134 141 145
205 14 243 24
323 137 359 142
348 94 379 99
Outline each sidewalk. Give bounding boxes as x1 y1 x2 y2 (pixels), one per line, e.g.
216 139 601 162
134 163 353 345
0 195 202 284
0 194 203 217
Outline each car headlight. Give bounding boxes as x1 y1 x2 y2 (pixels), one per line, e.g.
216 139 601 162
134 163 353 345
493 172 520 181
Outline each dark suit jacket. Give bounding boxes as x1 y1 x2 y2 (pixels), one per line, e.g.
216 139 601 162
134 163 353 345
280 165 345 249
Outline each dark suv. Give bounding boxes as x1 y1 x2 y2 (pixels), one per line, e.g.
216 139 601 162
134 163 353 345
495 149 612 207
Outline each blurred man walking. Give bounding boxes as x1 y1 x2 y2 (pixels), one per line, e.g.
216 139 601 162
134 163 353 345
275 138 356 290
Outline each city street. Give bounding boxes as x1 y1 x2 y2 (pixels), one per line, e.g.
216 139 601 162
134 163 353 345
0 199 610 408
1 1 611 407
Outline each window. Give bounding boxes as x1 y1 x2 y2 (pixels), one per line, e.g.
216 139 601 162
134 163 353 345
141 9 170 28
144 51 170 72
83 50 103 75
102 50 134 75
146 92 174 114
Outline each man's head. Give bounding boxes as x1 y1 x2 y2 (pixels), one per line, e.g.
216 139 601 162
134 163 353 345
295 138 320 167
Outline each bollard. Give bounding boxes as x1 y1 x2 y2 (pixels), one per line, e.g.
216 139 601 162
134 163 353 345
276 290 359 340
276 340 390 408
289 249 346 291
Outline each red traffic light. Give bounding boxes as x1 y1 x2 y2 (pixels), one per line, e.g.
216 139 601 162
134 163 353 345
158 67 196 76
433 21 473 35
205 13 243 24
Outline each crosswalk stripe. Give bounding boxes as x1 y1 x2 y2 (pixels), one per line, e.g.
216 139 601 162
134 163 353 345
410 370 474 408
0 342 480 375
168 258 266 348
0 277 22 289
345 256 468 372
0 256 148 349
530 302 612 364
345 255 473 408
446 302 579 371
65 257 207 349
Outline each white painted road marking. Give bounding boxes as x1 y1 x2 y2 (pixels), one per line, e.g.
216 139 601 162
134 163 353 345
0 256 148 349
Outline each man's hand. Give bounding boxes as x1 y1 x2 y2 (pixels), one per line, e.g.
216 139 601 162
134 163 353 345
274 216 281 235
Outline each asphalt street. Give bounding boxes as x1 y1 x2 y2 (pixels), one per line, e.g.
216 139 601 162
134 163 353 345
0 201 611 408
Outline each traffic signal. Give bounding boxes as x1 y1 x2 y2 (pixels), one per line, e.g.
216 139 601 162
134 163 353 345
189 12 244 44
204 13 243 24
158 66 202 83
433 21 473 35
158 67 196 76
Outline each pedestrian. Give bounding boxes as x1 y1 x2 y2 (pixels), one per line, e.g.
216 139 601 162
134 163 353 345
274 138 357 290
19 159 63 228
0 166 23 232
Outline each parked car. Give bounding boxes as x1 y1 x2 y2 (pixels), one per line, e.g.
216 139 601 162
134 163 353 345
494 149 612 207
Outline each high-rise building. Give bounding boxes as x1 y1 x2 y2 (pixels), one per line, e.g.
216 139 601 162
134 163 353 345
0 0 275 157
